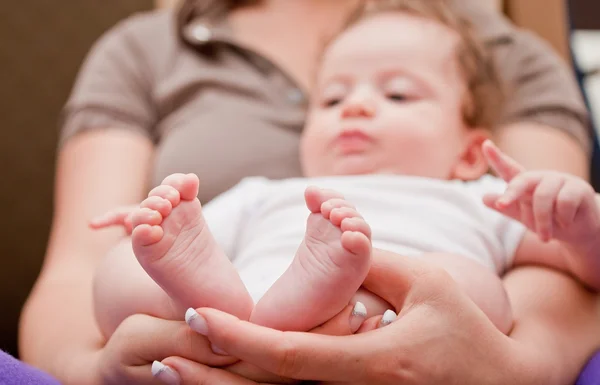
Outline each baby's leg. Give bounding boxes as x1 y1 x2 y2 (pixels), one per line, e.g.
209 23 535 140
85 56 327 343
93 238 182 338
424 253 513 334
94 174 254 337
250 187 372 331
130 174 253 320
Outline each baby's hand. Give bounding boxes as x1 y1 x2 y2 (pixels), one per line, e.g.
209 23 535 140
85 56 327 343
89 205 137 235
481 140 600 244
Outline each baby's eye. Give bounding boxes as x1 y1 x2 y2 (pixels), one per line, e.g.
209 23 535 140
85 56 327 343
386 93 407 102
322 97 343 108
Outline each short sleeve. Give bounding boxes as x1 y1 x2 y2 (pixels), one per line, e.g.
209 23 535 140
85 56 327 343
490 29 592 153
59 16 157 146
467 176 527 271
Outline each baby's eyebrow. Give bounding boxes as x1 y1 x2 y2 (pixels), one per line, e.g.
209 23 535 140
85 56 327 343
318 78 351 95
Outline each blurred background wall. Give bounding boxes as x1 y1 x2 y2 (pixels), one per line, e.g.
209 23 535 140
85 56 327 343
0 0 152 356
0 0 598 359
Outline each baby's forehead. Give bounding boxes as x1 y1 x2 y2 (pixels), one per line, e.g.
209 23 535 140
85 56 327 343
319 14 461 82
326 14 458 62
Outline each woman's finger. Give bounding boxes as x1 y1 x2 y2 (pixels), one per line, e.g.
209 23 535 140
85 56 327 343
225 361 297 384
186 308 372 382
102 313 237 384
360 248 434 310
532 176 564 241
355 315 384 334
309 302 367 336
482 139 525 182
185 254 441 382
157 357 268 385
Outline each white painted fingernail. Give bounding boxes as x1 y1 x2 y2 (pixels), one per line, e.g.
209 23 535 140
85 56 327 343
350 302 367 332
211 344 228 355
352 301 367 317
185 308 208 336
379 309 397 327
152 361 181 385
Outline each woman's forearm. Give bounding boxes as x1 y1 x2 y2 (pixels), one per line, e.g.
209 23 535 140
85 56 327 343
19 271 104 385
503 266 600 384
495 122 590 180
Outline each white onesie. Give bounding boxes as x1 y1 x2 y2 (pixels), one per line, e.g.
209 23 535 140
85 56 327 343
201 174 527 303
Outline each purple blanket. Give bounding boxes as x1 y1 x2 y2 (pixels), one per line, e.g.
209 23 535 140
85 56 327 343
1 348 599 384
0 351 60 385
577 352 600 385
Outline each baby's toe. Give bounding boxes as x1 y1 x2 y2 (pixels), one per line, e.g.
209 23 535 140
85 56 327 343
329 207 362 227
161 173 199 201
132 224 164 247
305 187 345 213
321 199 356 219
130 208 162 229
341 231 372 257
148 185 181 208
141 196 173 218
341 217 372 239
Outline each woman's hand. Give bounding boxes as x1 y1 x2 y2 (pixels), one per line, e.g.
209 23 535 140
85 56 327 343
99 301 365 385
98 313 236 384
173 250 550 385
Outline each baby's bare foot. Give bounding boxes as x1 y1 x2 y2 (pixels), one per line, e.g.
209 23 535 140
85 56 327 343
251 187 372 331
131 173 253 320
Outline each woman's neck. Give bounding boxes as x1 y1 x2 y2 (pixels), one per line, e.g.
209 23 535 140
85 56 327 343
228 0 360 91
256 0 359 28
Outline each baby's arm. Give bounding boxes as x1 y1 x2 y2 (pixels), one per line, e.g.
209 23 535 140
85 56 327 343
482 140 600 290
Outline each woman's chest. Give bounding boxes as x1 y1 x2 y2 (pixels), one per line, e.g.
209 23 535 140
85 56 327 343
152 97 304 204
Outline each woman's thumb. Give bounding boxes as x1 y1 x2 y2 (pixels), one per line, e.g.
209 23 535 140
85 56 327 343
361 248 424 309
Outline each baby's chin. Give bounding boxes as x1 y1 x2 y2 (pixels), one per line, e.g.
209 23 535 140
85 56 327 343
306 157 382 177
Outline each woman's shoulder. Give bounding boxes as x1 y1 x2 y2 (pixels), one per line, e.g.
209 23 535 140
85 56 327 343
96 8 178 58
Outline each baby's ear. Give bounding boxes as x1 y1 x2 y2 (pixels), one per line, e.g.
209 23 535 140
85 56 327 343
451 129 490 181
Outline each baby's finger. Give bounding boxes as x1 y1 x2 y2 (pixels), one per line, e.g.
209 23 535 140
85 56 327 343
532 177 565 241
497 173 541 208
555 180 588 227
520 201 536 231
89 208 134 230
482 193 502 209
489 200 521 222
482 140 525 182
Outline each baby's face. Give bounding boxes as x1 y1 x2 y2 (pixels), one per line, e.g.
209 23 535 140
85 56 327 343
301 12 475 179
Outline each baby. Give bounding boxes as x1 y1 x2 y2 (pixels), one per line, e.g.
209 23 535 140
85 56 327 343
92 0 600 341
